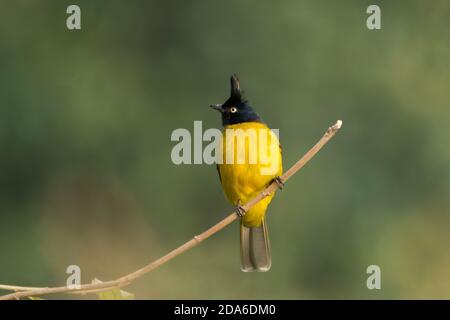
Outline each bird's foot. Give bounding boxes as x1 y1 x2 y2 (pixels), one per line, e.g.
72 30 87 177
235 200 246 218
273 176 285 190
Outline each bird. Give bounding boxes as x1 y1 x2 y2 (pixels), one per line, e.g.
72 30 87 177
210 74 283 272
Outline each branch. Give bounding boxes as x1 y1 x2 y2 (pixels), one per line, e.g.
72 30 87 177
0 120 343 300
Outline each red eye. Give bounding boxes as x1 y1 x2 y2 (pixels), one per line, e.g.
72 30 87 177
230 107 237 113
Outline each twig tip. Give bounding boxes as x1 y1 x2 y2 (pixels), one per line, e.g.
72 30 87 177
326 120 343 135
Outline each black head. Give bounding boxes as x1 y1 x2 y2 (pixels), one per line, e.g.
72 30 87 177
210 74 262 126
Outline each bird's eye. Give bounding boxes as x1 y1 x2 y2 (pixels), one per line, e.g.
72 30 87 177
230 107 237 113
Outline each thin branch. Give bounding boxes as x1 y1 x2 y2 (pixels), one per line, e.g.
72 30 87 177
0 120 342 300
0 285 44 292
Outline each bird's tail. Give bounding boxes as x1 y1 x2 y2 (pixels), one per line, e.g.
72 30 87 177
240 217 272 272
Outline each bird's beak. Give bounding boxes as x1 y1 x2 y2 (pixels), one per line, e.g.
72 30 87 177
210 104 223 112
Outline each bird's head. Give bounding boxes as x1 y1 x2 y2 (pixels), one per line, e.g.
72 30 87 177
210 74 262 126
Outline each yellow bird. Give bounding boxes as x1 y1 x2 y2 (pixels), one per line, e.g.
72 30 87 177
210 75 283 272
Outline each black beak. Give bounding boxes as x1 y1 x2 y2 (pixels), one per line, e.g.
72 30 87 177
210 104 223 112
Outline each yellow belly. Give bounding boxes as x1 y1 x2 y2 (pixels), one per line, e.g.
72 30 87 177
217 122 282 227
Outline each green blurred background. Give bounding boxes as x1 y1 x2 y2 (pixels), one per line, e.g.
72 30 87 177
1 0 449 299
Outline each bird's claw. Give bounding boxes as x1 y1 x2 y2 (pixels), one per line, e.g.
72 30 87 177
273 176 285 190
235 203 246 218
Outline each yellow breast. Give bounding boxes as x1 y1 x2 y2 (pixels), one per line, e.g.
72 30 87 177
217 122 282 227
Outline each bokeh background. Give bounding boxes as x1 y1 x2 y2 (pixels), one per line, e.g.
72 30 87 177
1 0 449 299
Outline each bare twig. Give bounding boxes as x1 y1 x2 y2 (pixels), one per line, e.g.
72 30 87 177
0 285 44 292
0 120 342 300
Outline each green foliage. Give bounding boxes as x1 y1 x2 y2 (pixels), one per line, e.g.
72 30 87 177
92 279 135 300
